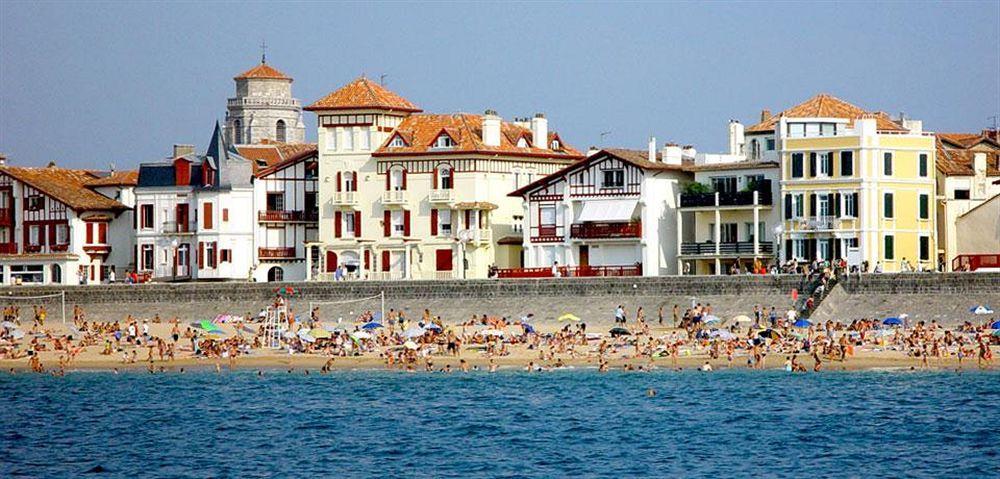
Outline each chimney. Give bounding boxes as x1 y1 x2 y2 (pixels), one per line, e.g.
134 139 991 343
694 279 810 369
973 152 987 176
983 128 999 143
682 145 697 160
648 136 657 163
531 113 548 149
173 144 195 158
587 146 600 157
902 119 922 134
482 110 501 147
728 120 745 156
662 143 683 165
760 109 772 122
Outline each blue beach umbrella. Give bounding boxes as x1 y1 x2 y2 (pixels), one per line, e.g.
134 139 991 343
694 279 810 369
883 317 903 326
970 305 994 315
362 322 383 330
990 320 1000 330
793 319 812 328
703 315 721 325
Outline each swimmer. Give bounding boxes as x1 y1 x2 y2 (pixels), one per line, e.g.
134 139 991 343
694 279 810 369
701 361 712 372
647 388 656 397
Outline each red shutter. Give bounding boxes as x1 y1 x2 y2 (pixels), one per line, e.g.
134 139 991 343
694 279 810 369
385 172 390 191
401 169 407 190
213 242 219 266
383 210 391 236
98 224 107 244
354 211 362 236
325 251 337 273
352 172 358 191
86 223 93 244
204 203 213 229
222 208 228 222
336 172 342 192
198 242 204 267
433 168 438 189
430 209 438 236
403 210 411 236
381 251 390 272
335 211 342 238
48 225 56 245
364 250 371 270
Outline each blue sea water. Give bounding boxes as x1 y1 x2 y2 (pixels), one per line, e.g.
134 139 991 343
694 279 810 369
1 369 998 478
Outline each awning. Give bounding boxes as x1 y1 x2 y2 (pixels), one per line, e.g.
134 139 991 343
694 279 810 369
576 199 638 222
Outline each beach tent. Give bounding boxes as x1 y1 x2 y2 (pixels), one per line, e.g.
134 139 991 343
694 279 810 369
361 322 383 330
971 305 994 315
883 317 903 326
558 313 581 322
709 330 736 340
793 319 813 328
609 327 631 337
298 329 316 343
521 323 536 335
199 320 222 333
758 329 782 339
423 323 443 332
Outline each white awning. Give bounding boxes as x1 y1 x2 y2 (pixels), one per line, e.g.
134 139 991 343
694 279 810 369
576 199 638 222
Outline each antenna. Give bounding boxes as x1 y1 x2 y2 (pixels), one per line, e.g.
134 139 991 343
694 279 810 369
599 131 612 144
259 39 268 64
989 115 998 131
379 73 387 86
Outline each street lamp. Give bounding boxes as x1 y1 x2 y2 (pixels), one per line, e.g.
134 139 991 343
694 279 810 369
171 238 179 281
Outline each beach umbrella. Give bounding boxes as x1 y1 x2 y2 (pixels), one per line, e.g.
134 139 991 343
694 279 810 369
709 330 736 340
361 322 383 330
480 329 505 337
1 321 15 329
423 323 443 332
351 331 372 340
276 286 296 297
703 315 721 325
558 313 581 322
199 320 221 332
10 329 25 340
522 323 536 335
609 327 631 337
883 317 903 326
758 329 782 339
793 319 813 328
310 328 332 339
403 340 419 350
993 330 1000 337
731 315 752 324
297 329 316 343
282 331 297 339
403 327 426 338
971 305 994 315
990 320 1000 330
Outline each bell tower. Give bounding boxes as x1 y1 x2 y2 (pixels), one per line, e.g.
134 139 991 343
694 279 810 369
225 53 305 145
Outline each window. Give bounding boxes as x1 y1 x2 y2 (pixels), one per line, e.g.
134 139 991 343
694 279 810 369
391 210 405 236
793 194 804 218
840 151 854 176
390 169 405 190
884 235 895 260
360 129 371 150
791 153 804 178
750 140 761 160
325 129 337 151
26 196 45 211
805 123 820 137
276 120 287 143
843 192 858 218
343 127 354 150
817 152 832 176
203 202 214 229
720 223 738 243
222 208 229 222
438 166 453 189
234 120 243 144
345 212 355 236
793 239 807 260
29 225 40 245
788 123 805 138
883 192 894 218
344 171 356 192
883 152 893 175
206 242 217 268
919 153 929 177
56 224 69 244
221 249 232 263
434 135 455 148
267 193 284 211
745 175 765 190
550 139 561 150
711 176 737 193
140 204 154 229
439 209 452 236
539 205 556 225
818 194 831 217
953 189 970 200
517 137 528 148
766 138 775 151
141 245 154 270
919 236 930 261
817 239 832 260
919 194 929 219
820 123 835 136
512 214 523 233
602 169 625 188
389 135 406 147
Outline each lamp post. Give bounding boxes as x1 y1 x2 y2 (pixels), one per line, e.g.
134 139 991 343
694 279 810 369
171 238 179 281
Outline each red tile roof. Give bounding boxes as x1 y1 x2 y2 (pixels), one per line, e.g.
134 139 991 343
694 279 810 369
234 63 290 81
372 113 583 160
935 135 1000 177
508 148 689 197
84 170 139 187
305 77 421 112
0 166 128 211
937 132 1000 150
745 94 906 133
236 140 317 177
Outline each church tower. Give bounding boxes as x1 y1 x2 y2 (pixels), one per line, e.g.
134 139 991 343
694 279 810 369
226 57 306 145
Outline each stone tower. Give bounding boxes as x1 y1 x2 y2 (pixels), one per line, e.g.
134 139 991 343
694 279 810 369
226 60 306 145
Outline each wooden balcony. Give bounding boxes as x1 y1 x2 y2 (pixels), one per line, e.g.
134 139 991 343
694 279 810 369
570 222 641 239
258 210 317 223
50 243 69 252
24 244 41 253
83 244 111 255
497 264 642 279
258 247 296 259
680 241 775 256
529 226 564 243
0 208 12 226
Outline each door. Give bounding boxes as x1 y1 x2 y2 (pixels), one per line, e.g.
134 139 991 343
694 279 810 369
325 251 338 273
579 245 590 267
176 204 189 232
435 249 453 271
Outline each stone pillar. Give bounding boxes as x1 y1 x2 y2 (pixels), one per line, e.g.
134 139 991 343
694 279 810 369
357 246 364 280
676 196 683 274
404 244 412 279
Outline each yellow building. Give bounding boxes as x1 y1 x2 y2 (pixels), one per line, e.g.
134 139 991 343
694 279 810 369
744 94 937 272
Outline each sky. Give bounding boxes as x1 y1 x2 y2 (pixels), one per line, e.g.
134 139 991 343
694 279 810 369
1 1 998 169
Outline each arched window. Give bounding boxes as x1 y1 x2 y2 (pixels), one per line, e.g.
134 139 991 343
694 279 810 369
51 264 62 284
750 139 761 160
276 120 287 143
267 266 284 282
234 119 243 144
437 164 453 189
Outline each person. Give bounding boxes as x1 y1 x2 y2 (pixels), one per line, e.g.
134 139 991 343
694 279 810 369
700 361 712 372
551 261 561 278
873 261 883 273
614 305 626 325
108 266 116 284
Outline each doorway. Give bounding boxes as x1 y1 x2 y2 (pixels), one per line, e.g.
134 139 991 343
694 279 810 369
579 245 589 267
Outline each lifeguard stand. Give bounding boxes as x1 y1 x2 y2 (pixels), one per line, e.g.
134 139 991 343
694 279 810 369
262 302 289 349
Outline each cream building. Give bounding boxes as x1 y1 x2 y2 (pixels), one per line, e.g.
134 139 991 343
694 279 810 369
305 78 582 280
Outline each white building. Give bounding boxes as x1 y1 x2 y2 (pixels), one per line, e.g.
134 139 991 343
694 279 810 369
0 160 133 285
507 143 691 277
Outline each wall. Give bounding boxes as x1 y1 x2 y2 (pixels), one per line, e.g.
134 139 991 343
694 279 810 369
956 195 1000 254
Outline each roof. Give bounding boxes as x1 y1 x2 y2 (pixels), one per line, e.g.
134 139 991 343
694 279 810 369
935 135 1000 177
508 148 690 197
372 113 583 160
496 234 523 245
84 170 139 187
686 160 780 172
236 140 318 177
937 132 1000 150
0 166 128 212
305 77 421 112
454 201 498 211
234 62 290 81
745 94 906 133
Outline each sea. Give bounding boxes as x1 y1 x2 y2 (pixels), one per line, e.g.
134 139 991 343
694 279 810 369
1 369 998 478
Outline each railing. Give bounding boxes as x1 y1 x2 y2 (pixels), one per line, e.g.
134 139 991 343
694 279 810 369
162 221 196 234
473 228 492 244
496 264 642 279
258 247 297 259
368 271 405 281
680 241 775 255
382 190 406 205
258 210 317 222
803 216 836 230
529 226 564 243
952 254 1000 272
50 243 69 252
153 265 191 280
333 191 358 205
0 243 17 254
680 182 773 208
429 189 455 203
570 222 642 239
413 271 457 280
24 244 41 253
227 97 300 108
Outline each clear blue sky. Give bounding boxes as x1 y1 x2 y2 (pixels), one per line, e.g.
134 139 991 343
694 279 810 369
1 1 998 169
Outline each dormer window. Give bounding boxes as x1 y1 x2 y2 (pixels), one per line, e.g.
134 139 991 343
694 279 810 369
389 135 407 147
517 137 528 148
550 139 561 150
434 135 456 148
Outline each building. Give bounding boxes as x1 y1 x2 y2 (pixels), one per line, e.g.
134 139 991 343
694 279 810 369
954 193 1000 271
676 127 780 274
134 123 255 281
305 77 583 280
507 142 690 277
0 160 133 285
236 141 319 282
744 94 937 272
934 130 1000 270
226 59 306 145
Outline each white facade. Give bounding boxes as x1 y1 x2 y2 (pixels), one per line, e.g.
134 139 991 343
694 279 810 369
251 153 319 282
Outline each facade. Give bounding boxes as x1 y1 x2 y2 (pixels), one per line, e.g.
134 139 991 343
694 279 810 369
226 61 306 145
934 130 1000 270
134 124 255 281
237 142 319 282
507 144 690 277
954 193 1000 271
744 94 937 272
0 162 132 285
305 77 582 280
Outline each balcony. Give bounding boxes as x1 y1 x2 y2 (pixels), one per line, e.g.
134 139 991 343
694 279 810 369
791 216 837 231
50 243 69 253
258 247 297 259
680 181 773 208
24 244 41 253
429 189 456 204
570 222 642 239
680 241 775 256
333 191 358 206
497 264 642 279
226 97 300 108
382 190 406 205
529 226 564 243
0 243 17 254
258 210 318 223
83 243 111 255
162 221 196 234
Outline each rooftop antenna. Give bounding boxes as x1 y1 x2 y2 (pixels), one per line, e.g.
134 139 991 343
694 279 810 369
989 115 998 131
259 39 268 64
599 131 612 144
379 73 387 86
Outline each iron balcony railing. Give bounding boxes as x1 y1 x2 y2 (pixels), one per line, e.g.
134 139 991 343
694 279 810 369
680 180 773 208
680 241 775 255
570 222 642 239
